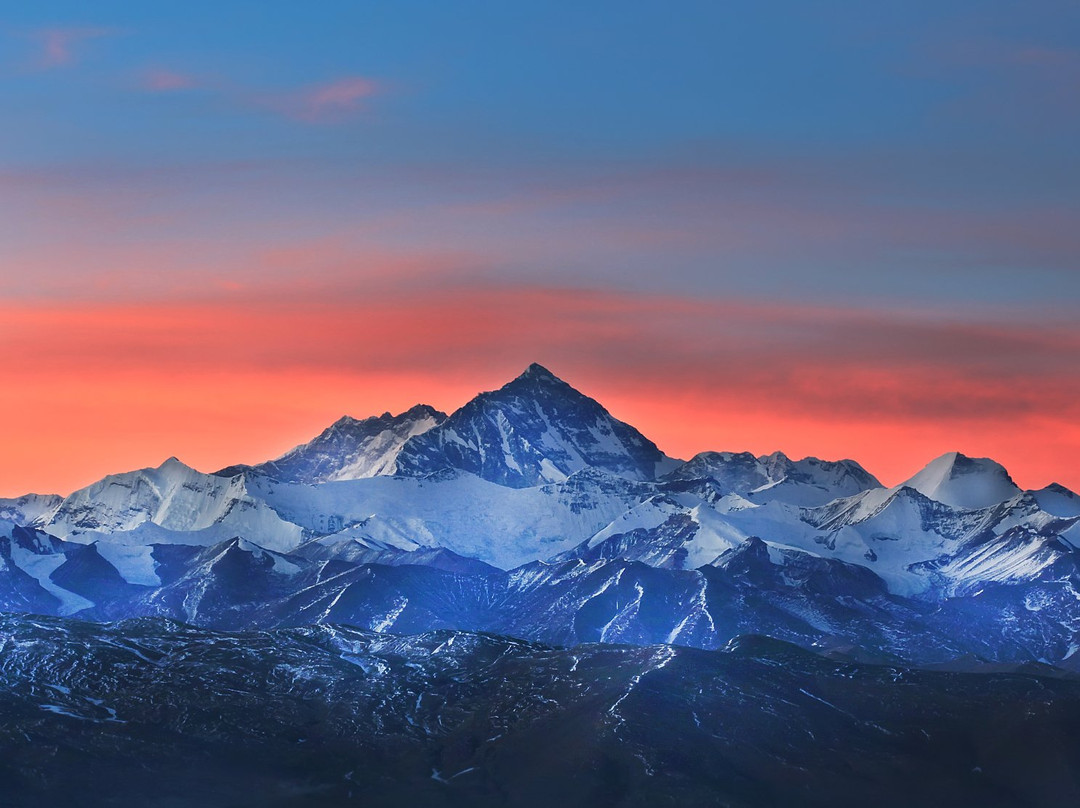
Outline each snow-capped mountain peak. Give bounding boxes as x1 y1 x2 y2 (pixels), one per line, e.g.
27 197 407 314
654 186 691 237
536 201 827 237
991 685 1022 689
36 458 304 552
0 492 64 527
218 404 447 484
518 361 563 384
1031 483 1080 519
393 363 681 487
665 449 880 507
901 451 1021 510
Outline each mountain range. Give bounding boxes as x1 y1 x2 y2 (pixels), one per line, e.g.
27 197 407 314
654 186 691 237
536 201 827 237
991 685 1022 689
3 363 1080 805
1 362 1078 666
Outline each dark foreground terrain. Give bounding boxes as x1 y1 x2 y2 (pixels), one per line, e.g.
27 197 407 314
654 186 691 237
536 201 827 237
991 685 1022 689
1 614 1079 807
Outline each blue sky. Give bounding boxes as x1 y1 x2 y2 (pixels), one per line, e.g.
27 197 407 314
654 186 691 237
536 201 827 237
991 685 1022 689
4 0 1078 306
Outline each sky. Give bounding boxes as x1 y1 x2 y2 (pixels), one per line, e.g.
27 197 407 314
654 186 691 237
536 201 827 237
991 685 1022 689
1 0 1078 495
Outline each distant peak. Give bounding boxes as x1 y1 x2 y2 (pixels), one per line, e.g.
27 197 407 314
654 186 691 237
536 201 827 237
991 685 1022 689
922 451 968 471
712 535 772 570
920 451 1004 475
891 484 935 503
330 414 362 427
330 405 445 430
740 535 770 552
902 451 1019 510
403 403 446 420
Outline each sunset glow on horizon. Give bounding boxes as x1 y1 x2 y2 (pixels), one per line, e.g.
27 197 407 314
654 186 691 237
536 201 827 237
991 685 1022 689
3 287 1077 496
2 1 1078 496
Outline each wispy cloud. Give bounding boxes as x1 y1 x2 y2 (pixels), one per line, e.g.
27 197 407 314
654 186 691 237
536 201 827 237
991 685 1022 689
260 76 380 122
141 69 198 92
133 72 381 121
26 26 116 68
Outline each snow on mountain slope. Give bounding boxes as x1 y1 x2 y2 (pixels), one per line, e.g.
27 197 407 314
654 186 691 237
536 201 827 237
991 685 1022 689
734 480 1080 597
92 543 161 586
20 441 1079 604
565 469 1068 596
665 451 773 491
38 458 304 552
296 540 502 575
0 525 93 615
246 468 650 569
393 363 680 487
1062 519 1080 547
216 405 446 483
901 451 1021 510
0 529 67 614
135 537 309 624
8 542 93 615
755 452 882 506
0 493 64 526
933 526 1073 595
710 487 960 596
1032 483 1080 519
710 536 891 602
666 450 880 507
567 492 747 569
965 491 1080 543
567 483 964 597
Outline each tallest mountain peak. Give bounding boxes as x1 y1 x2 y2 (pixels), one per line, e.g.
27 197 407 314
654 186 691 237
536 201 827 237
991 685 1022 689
514 362 564 385
394 364 678 487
